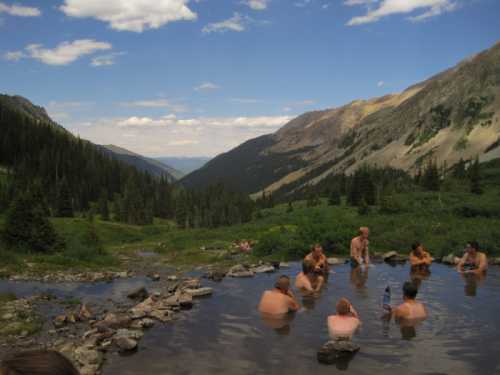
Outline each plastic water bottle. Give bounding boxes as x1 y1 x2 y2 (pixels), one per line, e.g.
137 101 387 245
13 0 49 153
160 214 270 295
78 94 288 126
382 286 391 311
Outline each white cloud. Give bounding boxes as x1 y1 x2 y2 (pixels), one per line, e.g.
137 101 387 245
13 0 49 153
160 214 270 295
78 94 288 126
120 99 188 113
60 0 197 33
0 2 41 17
343 0 375 6
194 82 220 91
243 0 270 10
230 98 262 104
6 39 112 66
294 0 312 8
72 114 293 156
4 50 24 61
202 13 247 33
91 52 125 67
347 0 457 26
377 80 385 87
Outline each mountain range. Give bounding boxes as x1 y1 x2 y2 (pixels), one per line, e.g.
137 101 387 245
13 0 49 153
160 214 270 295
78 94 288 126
181 41 500 197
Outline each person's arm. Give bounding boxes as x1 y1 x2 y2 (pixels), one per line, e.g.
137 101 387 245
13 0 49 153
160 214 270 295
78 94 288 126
351 240 363 264
423 252 432 266
349 303 359 319
363 241 370 264
314 275 325 292
286 290 300 311
456 254 467 272
409 252 421 267
473 254 488 274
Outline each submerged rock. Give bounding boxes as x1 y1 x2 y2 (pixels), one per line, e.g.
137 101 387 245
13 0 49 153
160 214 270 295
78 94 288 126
204 270 226 282
317 340 360 365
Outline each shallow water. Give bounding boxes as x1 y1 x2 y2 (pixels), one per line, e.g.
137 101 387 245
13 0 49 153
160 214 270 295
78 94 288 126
102 263 500 375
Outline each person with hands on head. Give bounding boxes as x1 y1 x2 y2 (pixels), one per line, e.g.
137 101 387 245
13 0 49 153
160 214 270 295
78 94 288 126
327 298 361 340
258 275 300 315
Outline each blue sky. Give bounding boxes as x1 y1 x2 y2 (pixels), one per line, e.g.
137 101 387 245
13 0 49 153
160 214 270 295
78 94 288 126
1 0 499 157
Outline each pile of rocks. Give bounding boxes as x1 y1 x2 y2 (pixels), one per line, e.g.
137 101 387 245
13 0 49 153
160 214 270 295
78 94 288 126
8 271 132 283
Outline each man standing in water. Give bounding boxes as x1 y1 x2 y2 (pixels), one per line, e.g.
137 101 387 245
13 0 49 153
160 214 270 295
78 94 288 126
258 275 300 315
457 241 488 274
295 260 325 293
409 242 432 270
350 227 370 267
304 243 330 275
393 281 427 320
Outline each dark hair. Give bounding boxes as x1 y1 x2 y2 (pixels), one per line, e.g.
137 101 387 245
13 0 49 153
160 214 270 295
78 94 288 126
411 242 421 251
468 241 479 251
0 350 79 375
302 259 314 274
274 275 290 292
402 281 418 299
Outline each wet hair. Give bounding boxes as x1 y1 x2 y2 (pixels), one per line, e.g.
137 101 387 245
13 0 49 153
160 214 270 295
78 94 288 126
302 259 314 274
411 242 421 251
467 241 479 251
336 298 351 316
274 275 290 292
0 350 79 375
402 281 418 300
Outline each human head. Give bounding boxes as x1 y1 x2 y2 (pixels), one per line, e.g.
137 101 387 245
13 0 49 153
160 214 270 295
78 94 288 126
336 298 351 316
311 243 323 257
274 275 291 293
412 242 423 254
465 241 479 255
0 350 79 375
302 259 315 275
402 281 418 300
359 227 369 239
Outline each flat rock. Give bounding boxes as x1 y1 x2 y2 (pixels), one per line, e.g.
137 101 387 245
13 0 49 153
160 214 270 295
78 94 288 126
74 347 103 367
251 265 276 274
327 257 344 266
184 287 213 297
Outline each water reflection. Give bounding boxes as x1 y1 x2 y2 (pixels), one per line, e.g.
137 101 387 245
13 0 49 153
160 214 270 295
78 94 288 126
350 266 369 289
260 312 296 336
302 294 317 310
462 272 486 297
410 267 431 290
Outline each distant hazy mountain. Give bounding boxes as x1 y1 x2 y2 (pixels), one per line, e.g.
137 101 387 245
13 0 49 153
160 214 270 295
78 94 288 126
182 41 500 197
102 145 182 181
156 157 211 176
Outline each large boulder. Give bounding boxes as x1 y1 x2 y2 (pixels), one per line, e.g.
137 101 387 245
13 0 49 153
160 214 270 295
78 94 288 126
317 340 360 365
441 253 461 265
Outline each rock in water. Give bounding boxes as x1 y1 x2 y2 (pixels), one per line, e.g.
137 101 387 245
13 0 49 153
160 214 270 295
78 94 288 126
252 265 275 274
382 251 398 261
184 287 214 297
113 336 138 352
227 265 255 278
327 257 344 266
317 340 360 365
204 270 226 282
441 253 461 265
127 287 149 301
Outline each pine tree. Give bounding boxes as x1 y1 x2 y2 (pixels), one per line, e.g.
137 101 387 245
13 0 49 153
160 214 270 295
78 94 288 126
357 197 370 216
286 201 294 213
453 158 467 179
328 187 341 206
469 156 482 195
56 177 74 217
2 192 58 252
98 189 110 221
421 160 440 191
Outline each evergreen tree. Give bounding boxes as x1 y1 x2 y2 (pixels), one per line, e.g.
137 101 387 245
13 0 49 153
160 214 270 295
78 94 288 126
469 156 482 195
2 192 58 252
453 158 467 179
286 201 294 213
98 189 110 221
56 177 74 217
357 197 370 216
421 160 440 191
328 187 341 206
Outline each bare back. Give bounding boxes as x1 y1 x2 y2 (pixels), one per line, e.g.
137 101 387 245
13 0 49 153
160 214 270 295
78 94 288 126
327 315 360 340
395 301 427 320
258 290 295 315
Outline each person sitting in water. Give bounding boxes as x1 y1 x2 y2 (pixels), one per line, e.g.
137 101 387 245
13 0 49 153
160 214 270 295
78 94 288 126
295 259 325 293
457 241 488 274
0 350 80 375
327 298 361 340
258 275 300 315
304 243 330 275
350 227 370 267
409 242 432 270
393 281 427 321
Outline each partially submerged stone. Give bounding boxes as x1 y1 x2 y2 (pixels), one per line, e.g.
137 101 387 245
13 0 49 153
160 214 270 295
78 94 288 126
251 265 276 274
228 265 255 278
184 287 214 297
327 257 344 266
441 253 461 265
317 340 360 365
114 336 138 352
127 287 149 301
